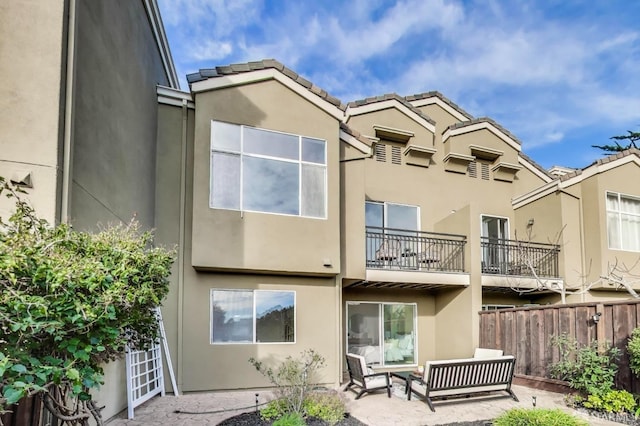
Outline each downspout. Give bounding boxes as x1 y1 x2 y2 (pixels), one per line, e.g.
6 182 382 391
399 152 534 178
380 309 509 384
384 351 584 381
60 0 77 223
176 98 189 391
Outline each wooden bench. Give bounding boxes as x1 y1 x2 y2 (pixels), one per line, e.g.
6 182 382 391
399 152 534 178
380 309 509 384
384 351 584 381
407 355 518 411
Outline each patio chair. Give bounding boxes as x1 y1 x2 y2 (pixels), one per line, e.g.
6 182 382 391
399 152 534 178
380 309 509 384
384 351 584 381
375 238 401 267
344 353 391 399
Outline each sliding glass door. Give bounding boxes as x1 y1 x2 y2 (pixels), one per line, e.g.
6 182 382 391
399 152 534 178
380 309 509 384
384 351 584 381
346 302 417 367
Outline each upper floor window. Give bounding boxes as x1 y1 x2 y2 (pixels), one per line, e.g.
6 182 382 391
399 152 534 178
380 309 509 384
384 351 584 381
607 192 640 251
210 120 327 218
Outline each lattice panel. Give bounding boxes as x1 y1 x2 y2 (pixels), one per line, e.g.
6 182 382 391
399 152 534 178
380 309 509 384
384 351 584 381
126 343 164 419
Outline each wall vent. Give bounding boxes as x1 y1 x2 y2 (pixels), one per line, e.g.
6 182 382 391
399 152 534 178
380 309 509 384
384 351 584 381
391 145 401 165
374 143 386 162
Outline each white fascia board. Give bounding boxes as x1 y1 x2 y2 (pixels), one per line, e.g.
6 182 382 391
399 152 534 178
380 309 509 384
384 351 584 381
339 130 371 155
409 97 470 122
157 86 195 108
513 155 640 209
345 100 436 134
143 0 180 89
512 181 560 209
562 155 640 187
190 69 344 120
518 157 553 183
442 122 521 152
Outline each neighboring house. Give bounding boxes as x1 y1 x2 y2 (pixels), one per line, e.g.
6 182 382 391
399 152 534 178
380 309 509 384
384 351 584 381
0 0 178 420
4 0 640 416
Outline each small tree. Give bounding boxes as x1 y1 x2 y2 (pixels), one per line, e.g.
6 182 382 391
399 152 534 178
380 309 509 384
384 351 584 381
0 178 175 425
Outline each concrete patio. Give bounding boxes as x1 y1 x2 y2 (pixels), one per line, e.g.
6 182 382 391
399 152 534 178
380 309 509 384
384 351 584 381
106 381 623 426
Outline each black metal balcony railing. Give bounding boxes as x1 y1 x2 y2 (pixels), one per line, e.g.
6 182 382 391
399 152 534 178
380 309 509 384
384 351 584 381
480 237 560 278
366 227 467 272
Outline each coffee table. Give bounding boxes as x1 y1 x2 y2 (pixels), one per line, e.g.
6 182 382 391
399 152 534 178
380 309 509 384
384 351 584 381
389 370 422 395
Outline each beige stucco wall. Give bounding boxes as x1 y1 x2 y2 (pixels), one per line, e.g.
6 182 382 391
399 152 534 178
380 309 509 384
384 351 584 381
347 108 435 148
181 273 340 391
191 80 341 275
0 0 66 223
343 288 436 367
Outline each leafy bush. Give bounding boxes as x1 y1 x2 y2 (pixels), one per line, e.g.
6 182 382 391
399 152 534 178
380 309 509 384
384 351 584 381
0 179 174 422
272 412 306 426
582 389 636 413
493 408 588 426
627 327 640 377
260 399 287 421
303 390 346 425
249 349 325 417
549 334 620 396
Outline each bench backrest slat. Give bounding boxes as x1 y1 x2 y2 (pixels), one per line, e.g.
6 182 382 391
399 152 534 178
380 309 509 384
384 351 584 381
426 356 515 392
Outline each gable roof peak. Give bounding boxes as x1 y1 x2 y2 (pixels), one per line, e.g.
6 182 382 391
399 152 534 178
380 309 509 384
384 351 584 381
187 59 346 111
347 93 436 126
404 91 474 120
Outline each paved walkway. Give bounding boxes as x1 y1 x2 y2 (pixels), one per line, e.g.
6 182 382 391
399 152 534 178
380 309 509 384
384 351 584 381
107 383 622 425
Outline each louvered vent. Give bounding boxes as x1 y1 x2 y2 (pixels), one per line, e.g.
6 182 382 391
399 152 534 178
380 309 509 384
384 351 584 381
481 162 490 180
374 143 386 162
391 146 401 165
468 161 477 178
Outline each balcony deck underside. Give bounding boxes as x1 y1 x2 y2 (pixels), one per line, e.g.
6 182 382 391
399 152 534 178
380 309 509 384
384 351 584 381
345 269 470 291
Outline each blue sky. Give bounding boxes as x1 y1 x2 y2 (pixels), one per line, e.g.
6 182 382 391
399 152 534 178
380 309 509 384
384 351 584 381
158 0 640 170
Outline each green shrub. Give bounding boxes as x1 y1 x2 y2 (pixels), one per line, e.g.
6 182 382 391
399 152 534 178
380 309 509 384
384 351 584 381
582 389 636 413
303 390 346 425
549 334 620 396
249 349 326 417
493 408 588 426
260 399 287 421
627 327 640 377
0 179 174 420
272 412 306 426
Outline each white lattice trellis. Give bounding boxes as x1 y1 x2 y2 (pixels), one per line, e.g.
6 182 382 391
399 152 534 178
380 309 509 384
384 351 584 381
126 343 164 419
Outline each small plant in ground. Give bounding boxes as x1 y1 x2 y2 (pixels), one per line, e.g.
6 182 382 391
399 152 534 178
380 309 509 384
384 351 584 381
249 349 326 418
272 411 306 426
493 408 588 426
549 334 620 396
260 398 287 421
627 327 640 376
582 389 636 414
303 390 346 425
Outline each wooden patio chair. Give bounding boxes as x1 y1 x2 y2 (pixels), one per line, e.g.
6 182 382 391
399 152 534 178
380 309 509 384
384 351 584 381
344 353 391 399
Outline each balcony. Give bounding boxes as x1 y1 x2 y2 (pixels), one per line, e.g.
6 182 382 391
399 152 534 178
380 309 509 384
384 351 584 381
366 227 467 273
480 237 560 278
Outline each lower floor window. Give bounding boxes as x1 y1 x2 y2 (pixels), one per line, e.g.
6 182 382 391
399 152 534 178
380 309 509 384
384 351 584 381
211 289 295 344
346 301 416 366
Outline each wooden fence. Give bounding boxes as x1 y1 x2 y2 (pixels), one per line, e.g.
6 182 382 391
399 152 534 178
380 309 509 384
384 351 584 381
479 299 640 393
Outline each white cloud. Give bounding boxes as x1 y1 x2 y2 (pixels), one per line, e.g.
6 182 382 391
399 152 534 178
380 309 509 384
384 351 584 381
188 40 233 61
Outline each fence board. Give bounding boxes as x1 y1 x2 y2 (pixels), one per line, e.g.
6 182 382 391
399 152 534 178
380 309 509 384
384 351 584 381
478 299 640 393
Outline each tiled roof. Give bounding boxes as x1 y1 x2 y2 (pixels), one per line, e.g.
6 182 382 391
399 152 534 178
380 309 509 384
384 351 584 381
559 148 640 182
340 122 373 146
347 93 436 126
405 91 474 120
446 117 523 145
187 59 346 111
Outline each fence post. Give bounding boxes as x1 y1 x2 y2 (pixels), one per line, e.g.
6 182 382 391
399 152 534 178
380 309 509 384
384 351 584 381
596 303 606 352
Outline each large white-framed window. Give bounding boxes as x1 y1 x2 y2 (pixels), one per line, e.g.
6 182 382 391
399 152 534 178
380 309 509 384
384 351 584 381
607 191 640 251
346 301 417 367
210 120 327 218
210 289 295 344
